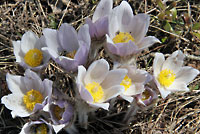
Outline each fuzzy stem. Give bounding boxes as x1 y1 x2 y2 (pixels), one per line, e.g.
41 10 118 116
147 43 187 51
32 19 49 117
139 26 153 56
123 101 139 124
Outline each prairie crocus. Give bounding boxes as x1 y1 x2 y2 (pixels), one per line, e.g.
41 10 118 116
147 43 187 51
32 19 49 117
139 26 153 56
85 0 113 39
13 31 50 71
105 1 160 58
1 69 53 118
76 59 127 110
20 120 53 134
153 50 200 98
119 65 152 103
44 89 75 133
42 23 90 72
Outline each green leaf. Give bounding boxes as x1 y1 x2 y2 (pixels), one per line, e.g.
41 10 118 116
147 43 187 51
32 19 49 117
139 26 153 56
192 22 200 30
156 0 166 10
171 8 177 21
193 84 199 90
164 21 174 32
191 32 200 40
161 37 167 43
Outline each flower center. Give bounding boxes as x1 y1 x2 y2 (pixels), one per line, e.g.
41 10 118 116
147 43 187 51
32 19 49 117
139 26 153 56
158 69 176 87
120 75 132 91
66 50 76 59
112 32 134 44
53 105 65 120
85 82 104 103
36 124 48 134
142 90 151 101
24 48 43 67
23 89 44 111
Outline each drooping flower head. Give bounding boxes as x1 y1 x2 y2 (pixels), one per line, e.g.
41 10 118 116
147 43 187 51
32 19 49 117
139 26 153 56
1 69 53 118
13 31 50 71
153 50 199 98
76 59 127 110
20 120 53 134
86 0 113 39
42 23 90 72
105 1 160 58
118 65 152 103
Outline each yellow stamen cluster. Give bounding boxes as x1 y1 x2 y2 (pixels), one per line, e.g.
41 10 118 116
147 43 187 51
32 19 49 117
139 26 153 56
142 90 151 101
85 82 104 103
120 75 132 91
36 124 48 134
23 89 43 111
112 32 134 44
158 69 176 87
24 48 43 67
66 50 76 59
53 105 65 120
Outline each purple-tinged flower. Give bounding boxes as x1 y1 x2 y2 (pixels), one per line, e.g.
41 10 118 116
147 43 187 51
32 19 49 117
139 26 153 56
13 31 50 71
119 65 152 103
76 59 127 110
42 23 90 72
44 89 75 133
105 1 160 57
135 86 158 107
153 50 200 98
20 120 53 134
1 69 53 118
86 0 113 39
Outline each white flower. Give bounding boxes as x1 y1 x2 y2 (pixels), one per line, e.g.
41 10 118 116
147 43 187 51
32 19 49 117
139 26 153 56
1 69 53 118
119 65 152 103
106 1 160 57
76 59 127 110
153 50 200 98
13 31 50 71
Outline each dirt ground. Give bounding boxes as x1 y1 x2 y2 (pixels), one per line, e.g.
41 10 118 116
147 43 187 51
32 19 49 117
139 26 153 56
0 0 200 133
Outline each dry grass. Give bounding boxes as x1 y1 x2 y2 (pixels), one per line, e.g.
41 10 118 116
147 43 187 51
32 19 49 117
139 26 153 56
0 0 200 133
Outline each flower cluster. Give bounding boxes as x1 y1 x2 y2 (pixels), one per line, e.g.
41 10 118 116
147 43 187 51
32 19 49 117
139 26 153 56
1 0 199 133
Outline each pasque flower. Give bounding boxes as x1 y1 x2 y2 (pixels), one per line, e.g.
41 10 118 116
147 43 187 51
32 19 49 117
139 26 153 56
105 1 160 57
76 59 127 110
1 69 53 118
13 31 50 71
42 23 90 72
119 65 152 103
153 50 199 98
85 0 113 39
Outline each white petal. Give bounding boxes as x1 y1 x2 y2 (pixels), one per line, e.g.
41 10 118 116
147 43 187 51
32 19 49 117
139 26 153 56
158 86 171 99
43 28 61 53
1 94 30 118
167 82 189 92
103 85 124 102
153 53 165 77
77 66 87 85
101 69 127 89
79 85 93 102
137 36 161 49
13 41 24 62
78 24 91 48
88 102 109 110
84 59 109 84
92 0 113 22
6 73 27 94
124 84 145 96
120 94 133 103
21 31 39 54
42 47 59 60
52 124 66 134
175 66 199 84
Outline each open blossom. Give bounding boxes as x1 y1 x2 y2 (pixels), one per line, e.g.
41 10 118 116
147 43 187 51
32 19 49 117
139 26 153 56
42 23 90 72
76 59 127 110
119 65 152 103
1 69 53 118
86 0 113 39
153 50 200 98
20 120 53 134
105 1 160 57
13 31 50 71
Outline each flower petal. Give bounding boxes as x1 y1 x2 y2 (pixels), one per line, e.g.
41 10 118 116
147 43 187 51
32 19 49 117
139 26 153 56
103 85 124 102
88 102 109 110
92 0 113 22
77 66 87 85
137 36 161 49
158 86 171 99
21 31 39 54
43 28 61 53
94 16 109 38
124 84 145 96
168 82 189 92
101 69 127 89
153 53 165 77
13 41 24 62
85 18 97 38
84 59 109 84
56 56 79 72
120 94 134 103
78 24 91 48
58 23 79 52
42 47 59 60
79 85 93 102
74 42 89 66
174 66 199 84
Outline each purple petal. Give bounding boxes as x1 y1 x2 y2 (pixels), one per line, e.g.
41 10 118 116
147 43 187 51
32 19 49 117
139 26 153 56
137 36 161 49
